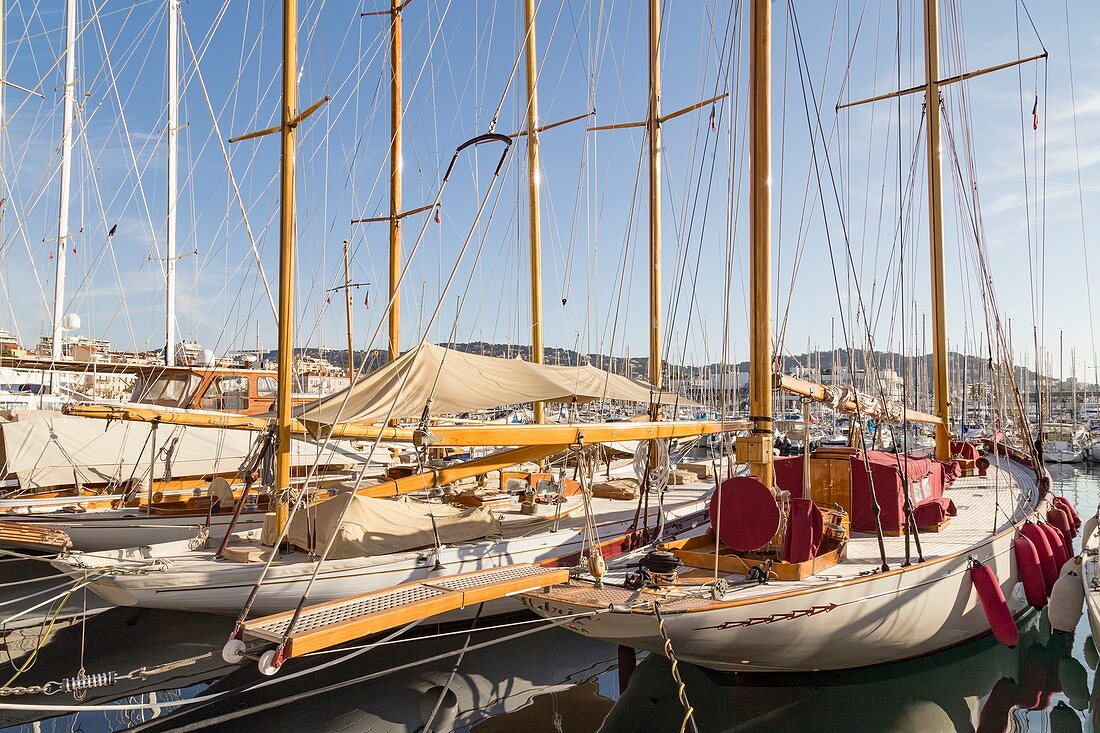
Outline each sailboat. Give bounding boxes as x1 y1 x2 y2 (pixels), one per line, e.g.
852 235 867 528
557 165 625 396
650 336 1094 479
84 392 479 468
46 0 734 627
518 0 1068 673
1040 422 1087 464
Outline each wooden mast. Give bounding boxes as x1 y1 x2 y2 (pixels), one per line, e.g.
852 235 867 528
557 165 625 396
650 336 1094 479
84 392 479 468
924 0 951 460
274 0 299 534
523 0 545 424
647 0 662 393
387 0 403 362
748 0 773 488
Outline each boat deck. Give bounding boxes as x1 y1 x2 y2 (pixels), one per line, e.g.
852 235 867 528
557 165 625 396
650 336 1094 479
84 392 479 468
524 456 1040 612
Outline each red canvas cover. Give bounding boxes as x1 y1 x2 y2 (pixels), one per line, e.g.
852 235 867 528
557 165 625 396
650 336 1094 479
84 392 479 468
773 451 955 533
951 441 980 460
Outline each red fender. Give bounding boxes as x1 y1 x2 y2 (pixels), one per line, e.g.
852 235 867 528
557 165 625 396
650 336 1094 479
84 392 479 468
1014 533 1048 609
971 563 1019 647
1039 522 1070 569
1053 496 1082 529
1021 522 1059 593
1047 507 1075 543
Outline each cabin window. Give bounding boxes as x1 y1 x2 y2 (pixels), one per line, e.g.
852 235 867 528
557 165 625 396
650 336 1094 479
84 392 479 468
200 375 250 411
257 376 277 398
132 373 201 408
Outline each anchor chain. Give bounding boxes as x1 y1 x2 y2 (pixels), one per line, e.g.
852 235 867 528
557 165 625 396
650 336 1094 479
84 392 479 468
653 603 698 733
0 651 215 697
0 682 61 696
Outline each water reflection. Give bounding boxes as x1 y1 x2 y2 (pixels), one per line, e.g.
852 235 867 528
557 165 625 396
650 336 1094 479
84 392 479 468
133 621 619 732
601 614 1085 732
0 607 234 732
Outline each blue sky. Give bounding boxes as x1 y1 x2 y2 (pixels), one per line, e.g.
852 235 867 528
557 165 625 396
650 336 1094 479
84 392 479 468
0 0 1094 382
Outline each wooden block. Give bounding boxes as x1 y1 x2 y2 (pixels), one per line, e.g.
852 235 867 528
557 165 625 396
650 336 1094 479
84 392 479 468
678 462 714 480
260 512 278 546
668 468 700 485
222 545 267 563
386 465 420 480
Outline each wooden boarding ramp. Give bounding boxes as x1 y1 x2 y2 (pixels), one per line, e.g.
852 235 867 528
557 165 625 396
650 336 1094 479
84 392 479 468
240 563 570 661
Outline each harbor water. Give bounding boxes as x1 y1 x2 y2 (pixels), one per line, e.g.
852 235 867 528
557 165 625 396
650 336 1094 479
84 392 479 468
4 461 1099 733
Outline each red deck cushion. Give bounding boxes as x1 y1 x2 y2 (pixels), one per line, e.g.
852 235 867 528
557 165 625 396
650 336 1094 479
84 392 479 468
709 476 780 552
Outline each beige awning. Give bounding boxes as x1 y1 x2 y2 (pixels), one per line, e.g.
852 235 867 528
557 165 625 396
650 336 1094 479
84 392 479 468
296 343 693 429
287 493 501 559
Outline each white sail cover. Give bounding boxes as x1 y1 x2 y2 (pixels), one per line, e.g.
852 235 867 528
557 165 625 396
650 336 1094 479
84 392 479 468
286 493 501 559
296 343 692 429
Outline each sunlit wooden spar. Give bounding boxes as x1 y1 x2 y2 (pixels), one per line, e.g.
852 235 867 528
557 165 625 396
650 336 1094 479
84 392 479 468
60 367 937 443
62 402 746 447
778 374 944 426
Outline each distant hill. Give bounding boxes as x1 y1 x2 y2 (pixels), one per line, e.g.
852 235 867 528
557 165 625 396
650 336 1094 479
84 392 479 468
270 342 1097 392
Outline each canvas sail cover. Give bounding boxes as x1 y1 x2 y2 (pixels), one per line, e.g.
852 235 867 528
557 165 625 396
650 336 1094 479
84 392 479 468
287 492 501 559
296 343 693 430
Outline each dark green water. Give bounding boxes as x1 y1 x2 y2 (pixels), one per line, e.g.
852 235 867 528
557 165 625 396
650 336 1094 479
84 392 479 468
6 461 1099 732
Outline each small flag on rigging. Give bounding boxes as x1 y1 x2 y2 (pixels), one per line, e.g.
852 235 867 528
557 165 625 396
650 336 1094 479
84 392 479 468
1032 95 1039 131
709 106 717 132
434 206 441 225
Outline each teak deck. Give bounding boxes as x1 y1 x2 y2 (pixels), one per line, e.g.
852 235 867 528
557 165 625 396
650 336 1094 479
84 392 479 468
241 563 570 657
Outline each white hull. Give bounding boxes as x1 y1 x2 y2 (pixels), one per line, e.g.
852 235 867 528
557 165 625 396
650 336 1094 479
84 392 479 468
1043 449 1084 464
1082 519 1100 648
0 510 265 552
51 487 711 617
521 454 1042 673
521 528 1021 672
0 412 389 491
1042 439 1085 464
